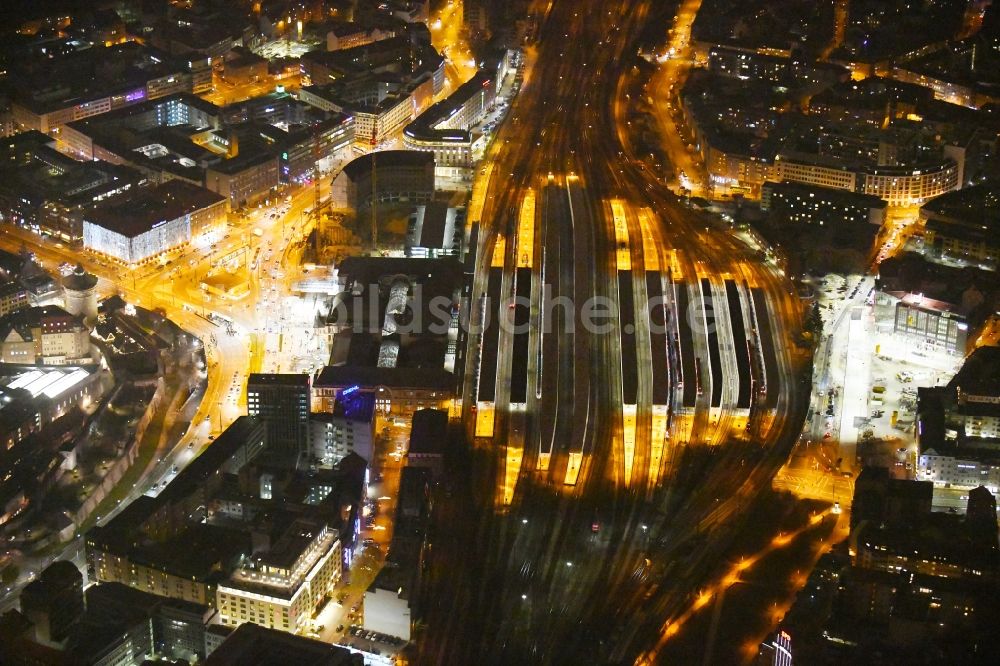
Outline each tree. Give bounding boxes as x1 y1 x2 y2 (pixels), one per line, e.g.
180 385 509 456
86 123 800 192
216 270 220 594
807 301 824 337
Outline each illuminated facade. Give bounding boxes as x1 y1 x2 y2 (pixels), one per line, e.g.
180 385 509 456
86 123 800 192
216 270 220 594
888 292 969 354
10 44 193 134
775 152 961 206
217 520 342 634
403 65 501 173
83 209 190 264
761 180 887 226
917 451 1000 492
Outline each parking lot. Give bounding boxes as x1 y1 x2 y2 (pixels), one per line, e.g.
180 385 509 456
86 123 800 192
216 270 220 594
804 272 962 476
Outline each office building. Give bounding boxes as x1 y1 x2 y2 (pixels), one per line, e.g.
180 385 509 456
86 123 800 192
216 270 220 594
850 468 998 580
0 131 142 243
217 98 355 185
887 292 970 354
4 578 224 664
204 151 281 209
309 391 376 466
403 64 502 175
298 33 442 149
874 252 995 354
917 346 1000 493
205 622 362 665
60 93 222 168
362 467 432 642
761 181 887 226
247 374 311 459
850 466 933 530
774 151 961 206
406 408 448 478
61 93 287 209
82 180 226 264
216 519 342 634
8 43 195 134
920 185 1000 267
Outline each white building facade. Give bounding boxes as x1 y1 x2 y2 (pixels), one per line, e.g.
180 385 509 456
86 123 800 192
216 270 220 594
83 215 191 264
917 448 1000 493
216 523 342 635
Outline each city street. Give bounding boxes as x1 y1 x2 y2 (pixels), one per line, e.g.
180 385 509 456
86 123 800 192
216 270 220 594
0 165 341 611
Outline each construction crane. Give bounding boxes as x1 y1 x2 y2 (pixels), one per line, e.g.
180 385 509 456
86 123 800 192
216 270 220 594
370 123 378 253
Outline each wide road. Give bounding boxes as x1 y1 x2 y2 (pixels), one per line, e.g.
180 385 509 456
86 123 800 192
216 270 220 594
0 169 328 609
419 0 810 664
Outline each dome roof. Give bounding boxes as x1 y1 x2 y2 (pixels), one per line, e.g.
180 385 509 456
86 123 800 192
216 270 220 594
62 264 98 291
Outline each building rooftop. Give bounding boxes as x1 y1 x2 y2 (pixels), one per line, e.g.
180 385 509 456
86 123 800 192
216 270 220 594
404 66 497 144
8 42 188 115
61 264 98 292
858 510 999 573
896 35 1000 94
330 392 377 423
256 518 330 572
89 416 265 551
877 251 996 313
341 150 435 181
248 373 311 388
408 408 447 455
0 139 142 211
315 364 454 392
84 179 225 238
0 305 84 345
763 180 887 209
408 202 462 251
206 622 362 665
130 523 250 582
949 345 1000 398
921 184 1000 244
